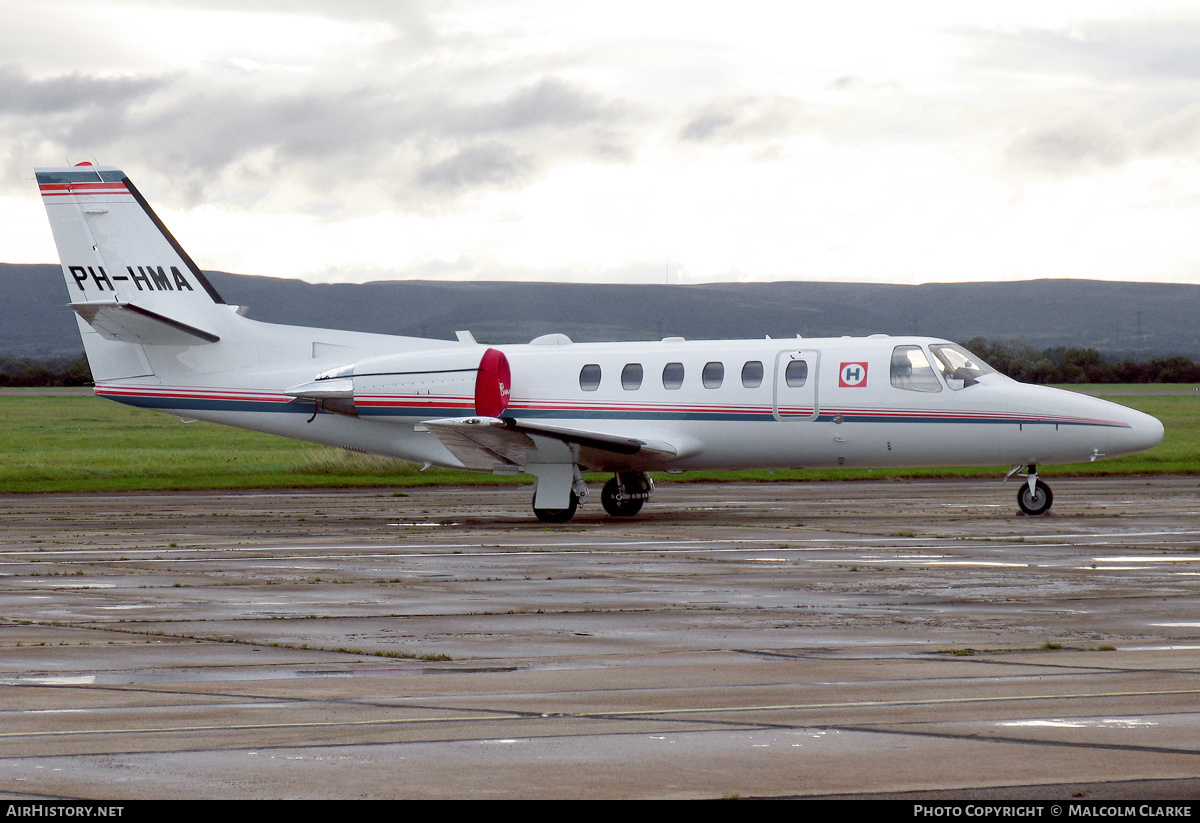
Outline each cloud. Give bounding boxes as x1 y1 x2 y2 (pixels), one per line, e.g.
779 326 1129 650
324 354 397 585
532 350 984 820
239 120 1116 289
456 77 614 134
0 2 643 210
1141 102 1200 155
680 111 739 143
12 2 1200 286
417 142 532 191
678 95 803 148
3 57 633 210
1005 118 1130 177
943 15 1200 178
0 64 164 115
962 15 1200 86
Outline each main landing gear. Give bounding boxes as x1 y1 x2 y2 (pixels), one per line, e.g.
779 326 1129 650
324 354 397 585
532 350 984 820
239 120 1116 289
532 492 579 523
601 472 654 517
532 470 654 523
1012 464 1054 516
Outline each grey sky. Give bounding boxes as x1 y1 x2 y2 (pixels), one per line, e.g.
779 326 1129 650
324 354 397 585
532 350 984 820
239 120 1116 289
6 1 1200 285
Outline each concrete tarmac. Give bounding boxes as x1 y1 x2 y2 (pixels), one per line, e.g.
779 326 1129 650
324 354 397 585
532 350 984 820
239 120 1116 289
1 477 1199 800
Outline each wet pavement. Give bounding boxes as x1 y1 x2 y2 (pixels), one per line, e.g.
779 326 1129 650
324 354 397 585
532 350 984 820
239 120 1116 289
1 477 1199 799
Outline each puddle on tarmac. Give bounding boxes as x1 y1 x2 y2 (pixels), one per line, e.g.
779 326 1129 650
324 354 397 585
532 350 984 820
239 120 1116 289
0 667 430 687
997 718 1158 729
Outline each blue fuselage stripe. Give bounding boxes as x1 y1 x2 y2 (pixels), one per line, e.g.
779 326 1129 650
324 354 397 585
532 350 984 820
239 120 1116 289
101 392 1126 428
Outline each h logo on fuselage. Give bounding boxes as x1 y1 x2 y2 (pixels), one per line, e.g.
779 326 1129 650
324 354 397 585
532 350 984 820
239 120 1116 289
839 362 868 387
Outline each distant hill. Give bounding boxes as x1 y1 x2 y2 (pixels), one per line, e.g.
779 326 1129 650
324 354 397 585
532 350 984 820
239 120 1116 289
4 263 1197 360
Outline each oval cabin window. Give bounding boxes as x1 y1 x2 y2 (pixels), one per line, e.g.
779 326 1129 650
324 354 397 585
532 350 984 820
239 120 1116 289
662 362 685 390
579 364 602 391
621 363 643 390
702 361 724 389
741 360 763 388
785 359 808 387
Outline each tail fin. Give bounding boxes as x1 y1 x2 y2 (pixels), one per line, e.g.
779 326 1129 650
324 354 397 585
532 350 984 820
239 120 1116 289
36 163 228 380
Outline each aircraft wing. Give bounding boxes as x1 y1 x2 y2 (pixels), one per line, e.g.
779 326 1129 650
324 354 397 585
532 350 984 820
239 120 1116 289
422 416 680 472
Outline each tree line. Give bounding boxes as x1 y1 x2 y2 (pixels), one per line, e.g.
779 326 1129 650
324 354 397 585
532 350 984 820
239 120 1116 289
0 355 92 387
2 342 1199 387
964 338 1200 384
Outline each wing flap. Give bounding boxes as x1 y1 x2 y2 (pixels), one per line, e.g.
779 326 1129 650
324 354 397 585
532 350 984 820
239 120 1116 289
507 419 679 459
423 417 537 470
423 417 680 472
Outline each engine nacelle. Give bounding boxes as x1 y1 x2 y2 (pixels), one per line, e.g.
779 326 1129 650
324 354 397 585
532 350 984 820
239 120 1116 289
285 347 511 421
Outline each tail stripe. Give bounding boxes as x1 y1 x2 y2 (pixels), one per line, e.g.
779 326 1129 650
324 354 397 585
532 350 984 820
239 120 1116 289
39 181 129 197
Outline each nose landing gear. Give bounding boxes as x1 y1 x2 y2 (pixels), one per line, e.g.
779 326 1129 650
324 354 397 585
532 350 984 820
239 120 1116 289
1012 465 1053 516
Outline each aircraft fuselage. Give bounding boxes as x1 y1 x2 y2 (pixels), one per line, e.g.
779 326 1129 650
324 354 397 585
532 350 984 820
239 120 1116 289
92 323 1162 476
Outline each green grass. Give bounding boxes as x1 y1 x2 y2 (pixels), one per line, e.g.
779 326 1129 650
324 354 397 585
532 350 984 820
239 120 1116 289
0 392 511 493
1067 383 1200 393
0 387 1194 493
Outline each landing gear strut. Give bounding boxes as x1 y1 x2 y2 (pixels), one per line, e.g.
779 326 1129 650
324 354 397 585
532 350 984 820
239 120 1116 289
1013 464 1053 516
601 472 653 517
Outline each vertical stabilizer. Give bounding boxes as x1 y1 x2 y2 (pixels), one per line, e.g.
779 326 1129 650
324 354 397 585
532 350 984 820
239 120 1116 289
36 163 227 380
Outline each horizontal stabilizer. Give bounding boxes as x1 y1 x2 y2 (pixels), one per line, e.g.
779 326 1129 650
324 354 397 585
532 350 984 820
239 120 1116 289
70 301 220 345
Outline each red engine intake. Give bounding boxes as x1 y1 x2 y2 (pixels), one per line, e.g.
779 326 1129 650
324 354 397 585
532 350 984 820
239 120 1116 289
474 347 511 417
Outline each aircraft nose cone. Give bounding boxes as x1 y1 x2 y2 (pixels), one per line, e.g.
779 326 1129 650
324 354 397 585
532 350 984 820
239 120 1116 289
1126 406 1165 453
1085 395 1164 458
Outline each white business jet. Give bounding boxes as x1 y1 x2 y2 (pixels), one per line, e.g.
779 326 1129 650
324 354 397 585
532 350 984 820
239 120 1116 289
37 163 1164 521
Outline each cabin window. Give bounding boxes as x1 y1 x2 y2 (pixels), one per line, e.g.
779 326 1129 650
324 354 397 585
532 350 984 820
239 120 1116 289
662 362 685 390
621 363 643 390
702 361 724 389
579 364 602 391
741 360 763 388
890 345 942 392
785 359 808 387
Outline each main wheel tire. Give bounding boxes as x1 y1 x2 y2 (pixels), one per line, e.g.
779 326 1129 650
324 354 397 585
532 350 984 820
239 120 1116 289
534 492 578 523
1017 479 1053 516
601 476 645 517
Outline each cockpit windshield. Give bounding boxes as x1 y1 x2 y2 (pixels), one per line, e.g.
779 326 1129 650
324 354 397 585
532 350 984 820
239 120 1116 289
928 343 997 389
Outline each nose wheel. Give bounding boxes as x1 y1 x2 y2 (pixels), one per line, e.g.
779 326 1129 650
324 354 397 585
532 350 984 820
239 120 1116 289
1014 466 1053 516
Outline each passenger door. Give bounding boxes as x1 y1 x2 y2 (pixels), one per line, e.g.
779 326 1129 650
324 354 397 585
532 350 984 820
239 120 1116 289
773 349 819 420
